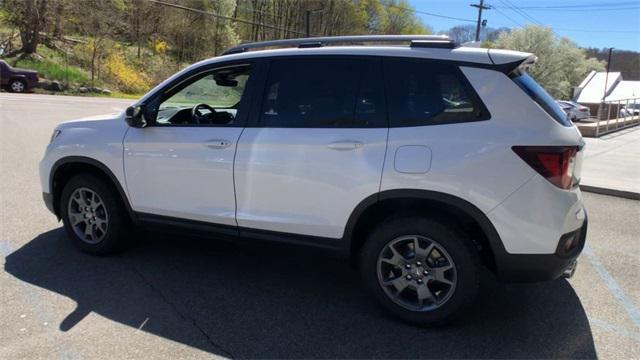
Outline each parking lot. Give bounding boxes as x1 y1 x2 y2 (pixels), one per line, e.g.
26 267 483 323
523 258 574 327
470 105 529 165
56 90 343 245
1 93 639 358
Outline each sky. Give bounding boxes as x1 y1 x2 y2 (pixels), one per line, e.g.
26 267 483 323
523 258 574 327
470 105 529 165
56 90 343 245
408 0 640 51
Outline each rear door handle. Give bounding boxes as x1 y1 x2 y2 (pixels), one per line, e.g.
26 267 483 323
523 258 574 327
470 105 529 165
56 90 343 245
205 139 231 149
327 140 364 151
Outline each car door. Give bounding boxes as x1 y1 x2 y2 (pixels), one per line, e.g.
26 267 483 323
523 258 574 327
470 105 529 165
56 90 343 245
124 62 256 227
234 57 388 239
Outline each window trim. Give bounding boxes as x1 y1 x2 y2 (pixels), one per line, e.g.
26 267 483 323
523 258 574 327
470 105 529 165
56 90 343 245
381 56 492 128
247 55 389 129
142 61 257 128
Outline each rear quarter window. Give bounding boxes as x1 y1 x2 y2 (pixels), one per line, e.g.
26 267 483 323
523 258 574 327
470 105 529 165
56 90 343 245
383 58 490 127
512 73 572 127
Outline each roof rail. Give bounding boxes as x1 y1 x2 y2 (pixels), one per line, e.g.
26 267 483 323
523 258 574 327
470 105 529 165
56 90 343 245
221 35 455 55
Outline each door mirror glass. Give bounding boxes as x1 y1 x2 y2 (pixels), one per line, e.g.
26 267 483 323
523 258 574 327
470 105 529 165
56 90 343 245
125 105 147 128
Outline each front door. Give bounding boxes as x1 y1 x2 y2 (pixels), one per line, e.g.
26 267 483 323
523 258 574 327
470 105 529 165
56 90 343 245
234 57 388 239
124 63 255 226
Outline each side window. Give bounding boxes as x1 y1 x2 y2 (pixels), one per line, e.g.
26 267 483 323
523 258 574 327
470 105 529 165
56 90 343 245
383 59 489 127
155 64 251 126
260 58 386 128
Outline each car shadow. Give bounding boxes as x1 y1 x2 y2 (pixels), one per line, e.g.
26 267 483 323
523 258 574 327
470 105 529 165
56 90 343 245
5 228 597 358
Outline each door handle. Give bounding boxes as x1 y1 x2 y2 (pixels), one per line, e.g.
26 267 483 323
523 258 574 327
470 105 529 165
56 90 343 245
205 139 231 149
327 140 364 151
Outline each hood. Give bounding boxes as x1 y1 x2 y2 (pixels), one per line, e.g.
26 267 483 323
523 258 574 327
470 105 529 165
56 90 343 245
57 112 126 130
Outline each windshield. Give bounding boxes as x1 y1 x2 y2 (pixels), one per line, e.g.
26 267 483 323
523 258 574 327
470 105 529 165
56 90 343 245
512 73 571 127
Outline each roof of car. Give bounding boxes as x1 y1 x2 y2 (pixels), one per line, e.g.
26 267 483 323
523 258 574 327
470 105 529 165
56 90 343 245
137 39 533 104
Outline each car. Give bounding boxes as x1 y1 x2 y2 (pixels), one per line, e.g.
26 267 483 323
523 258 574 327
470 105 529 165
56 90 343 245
0 59 38 93
39 35 587 326
620 103 640 117
557 100 590 121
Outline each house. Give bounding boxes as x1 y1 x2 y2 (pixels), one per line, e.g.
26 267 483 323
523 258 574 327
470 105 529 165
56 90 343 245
573 71 640 117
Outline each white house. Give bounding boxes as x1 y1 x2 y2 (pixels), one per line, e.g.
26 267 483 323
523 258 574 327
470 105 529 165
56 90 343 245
573 71 640 115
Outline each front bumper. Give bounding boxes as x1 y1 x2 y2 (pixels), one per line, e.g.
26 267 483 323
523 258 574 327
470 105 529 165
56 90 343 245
495 211 588 282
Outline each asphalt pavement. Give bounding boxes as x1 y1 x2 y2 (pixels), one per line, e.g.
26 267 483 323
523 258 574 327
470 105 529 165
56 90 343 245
1 93 639 359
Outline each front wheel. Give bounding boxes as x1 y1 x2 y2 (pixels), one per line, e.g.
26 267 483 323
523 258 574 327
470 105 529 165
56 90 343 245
359 216 480 326
60 174 131 254
8 79 26 93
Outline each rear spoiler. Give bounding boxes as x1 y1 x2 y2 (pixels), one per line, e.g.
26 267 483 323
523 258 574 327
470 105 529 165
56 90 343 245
487 48 537 76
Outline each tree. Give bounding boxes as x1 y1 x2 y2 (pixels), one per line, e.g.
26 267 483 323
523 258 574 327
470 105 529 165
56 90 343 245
585 48 640 81
384 0 430 35
1 0 49 58
492 25 605 99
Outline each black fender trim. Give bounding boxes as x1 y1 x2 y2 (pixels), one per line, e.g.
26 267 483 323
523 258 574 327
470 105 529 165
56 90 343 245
49 156 137 223
342 189 508 270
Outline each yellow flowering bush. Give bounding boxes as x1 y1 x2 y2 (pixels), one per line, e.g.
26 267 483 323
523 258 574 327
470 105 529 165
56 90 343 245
103 52 150 94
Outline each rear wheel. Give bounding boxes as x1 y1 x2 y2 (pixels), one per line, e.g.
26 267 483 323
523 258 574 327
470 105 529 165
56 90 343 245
359 216 480 326
8 79 26 93
60 174 131 254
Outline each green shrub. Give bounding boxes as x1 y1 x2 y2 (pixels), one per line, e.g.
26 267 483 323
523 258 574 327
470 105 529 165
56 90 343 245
14 59 89 84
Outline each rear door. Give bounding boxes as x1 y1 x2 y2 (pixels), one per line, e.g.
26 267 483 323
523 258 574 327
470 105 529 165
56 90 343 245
234 57 388 239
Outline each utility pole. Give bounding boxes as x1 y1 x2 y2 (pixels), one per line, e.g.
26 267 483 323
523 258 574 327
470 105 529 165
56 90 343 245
602 47 614 103
598 47 614 122
305 8 323 38
470 0 490 42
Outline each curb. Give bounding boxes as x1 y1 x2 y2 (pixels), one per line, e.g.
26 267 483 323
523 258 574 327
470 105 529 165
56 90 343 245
580 185 640 200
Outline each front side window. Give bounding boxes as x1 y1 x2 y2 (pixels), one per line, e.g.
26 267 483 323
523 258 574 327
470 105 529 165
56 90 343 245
155 65 251 126
384 59 489 127
260 58 386 128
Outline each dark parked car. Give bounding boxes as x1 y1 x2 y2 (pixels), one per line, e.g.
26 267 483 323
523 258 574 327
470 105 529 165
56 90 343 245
0 60 38 93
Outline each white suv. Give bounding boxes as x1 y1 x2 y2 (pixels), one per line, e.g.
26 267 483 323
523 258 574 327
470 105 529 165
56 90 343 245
39 35 587 325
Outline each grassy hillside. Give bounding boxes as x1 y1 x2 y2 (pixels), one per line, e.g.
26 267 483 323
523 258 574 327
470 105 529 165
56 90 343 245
1 27 184 98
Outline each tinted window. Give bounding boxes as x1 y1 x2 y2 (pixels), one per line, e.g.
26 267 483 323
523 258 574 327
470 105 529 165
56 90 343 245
513 73 571 127
383 59 489 127
260 58 386 127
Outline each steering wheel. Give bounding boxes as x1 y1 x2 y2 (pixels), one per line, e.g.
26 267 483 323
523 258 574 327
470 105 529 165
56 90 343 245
191 103 216 124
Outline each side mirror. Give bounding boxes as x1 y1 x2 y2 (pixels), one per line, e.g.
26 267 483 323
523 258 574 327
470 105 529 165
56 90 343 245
125 105 147 128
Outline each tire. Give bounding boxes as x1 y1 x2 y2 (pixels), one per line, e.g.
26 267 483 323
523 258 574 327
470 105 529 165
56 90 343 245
60 174 131 255
8 79 26 93
359 216 480 326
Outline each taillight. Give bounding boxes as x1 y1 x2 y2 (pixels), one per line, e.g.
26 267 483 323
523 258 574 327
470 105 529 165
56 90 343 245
512 146 579 189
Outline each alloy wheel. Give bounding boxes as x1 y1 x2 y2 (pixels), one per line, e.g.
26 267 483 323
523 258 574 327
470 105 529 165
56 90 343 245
377 235 457 312
67 187 109 244
10 81 25 92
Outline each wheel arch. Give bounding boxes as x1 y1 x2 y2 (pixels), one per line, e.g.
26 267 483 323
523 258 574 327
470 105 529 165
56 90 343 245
50 156 136 223
344 189 506 272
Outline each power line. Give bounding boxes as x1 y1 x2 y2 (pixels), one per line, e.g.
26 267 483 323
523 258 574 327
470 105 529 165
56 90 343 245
149 0 308 37
504 1 638 9
387 3 477 23
491 7 523 27
493 5 640 12
497 0 545 26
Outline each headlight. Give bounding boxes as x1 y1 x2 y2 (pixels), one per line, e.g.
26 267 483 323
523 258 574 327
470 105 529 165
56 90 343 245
50 129 61 143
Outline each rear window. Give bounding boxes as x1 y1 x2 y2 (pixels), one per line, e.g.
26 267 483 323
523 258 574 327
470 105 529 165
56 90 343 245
512 73 572 127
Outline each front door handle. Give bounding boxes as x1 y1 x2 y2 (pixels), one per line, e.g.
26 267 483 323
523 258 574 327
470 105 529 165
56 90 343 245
205 139 231 149
327 140 364 151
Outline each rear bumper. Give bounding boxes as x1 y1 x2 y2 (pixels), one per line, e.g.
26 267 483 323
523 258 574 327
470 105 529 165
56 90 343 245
494 211 588 282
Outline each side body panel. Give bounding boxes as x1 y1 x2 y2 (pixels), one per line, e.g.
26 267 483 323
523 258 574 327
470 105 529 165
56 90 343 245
382 66 585 255
234 128 388 238
123 126 244 225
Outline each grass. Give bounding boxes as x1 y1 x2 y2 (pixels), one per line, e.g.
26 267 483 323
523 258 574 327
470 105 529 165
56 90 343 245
14 58 89 84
